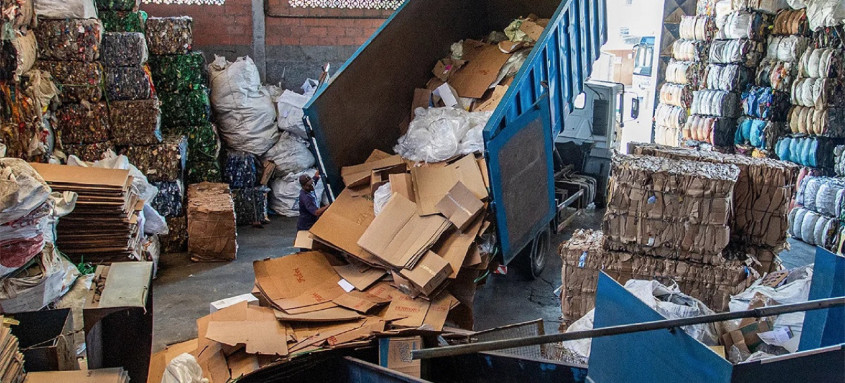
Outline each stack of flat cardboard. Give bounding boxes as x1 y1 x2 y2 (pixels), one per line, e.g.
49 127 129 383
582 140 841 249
24 368 129 383
0 317 24 383
187 183 237 262
30 163 143 262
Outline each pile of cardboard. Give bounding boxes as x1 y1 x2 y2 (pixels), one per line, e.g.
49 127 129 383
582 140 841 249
559 230 758 321
0 317 24 383
31 163 144 263
187 183 237 262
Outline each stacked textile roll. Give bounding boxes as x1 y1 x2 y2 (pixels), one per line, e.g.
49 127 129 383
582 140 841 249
788 175 844 252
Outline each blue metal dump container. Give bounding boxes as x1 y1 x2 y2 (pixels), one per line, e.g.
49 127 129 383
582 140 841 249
304 0 607 263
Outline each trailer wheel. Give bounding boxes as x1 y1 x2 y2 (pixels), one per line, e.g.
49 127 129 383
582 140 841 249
528 228 550 278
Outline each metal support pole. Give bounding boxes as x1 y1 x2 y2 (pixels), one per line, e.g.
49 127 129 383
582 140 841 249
413 297 845 360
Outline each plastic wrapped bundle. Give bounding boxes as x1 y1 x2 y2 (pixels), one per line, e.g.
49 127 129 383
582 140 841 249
679 15 717 41
741 86 790 121
659 83 693 109
787 207 839 249
36 61 103 103
798 48 842 79
232 187 270 226
100 10 147 33
766 36 809 63
655 125 681 147
62 141 114 162
835 145 845 176
145 16 192 55
788 106 845 137
55 102 110 145
148 52 206 93
655 103 688 132
790 78 841 108
223 151 259 189
35 19 102 62
673 40 709 62
709 39 764 67
718 11 770 41
797 176 845 218
101 32 148 67
122 135 187 182
775 136 837 168
160 216 187 253
95 0 138 11
109 99 162 145
772 8 809 36
682 115 737 147
665 60 704 87
812 26 845 50
733 0 789 15
150 180 184 218
159 88 211 129
735 118 787 150
704 64 751 92
0 31 36 82
755 60 795 92
104 66 153 101
690 90 740 118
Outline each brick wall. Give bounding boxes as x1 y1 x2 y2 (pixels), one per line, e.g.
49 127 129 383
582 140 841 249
141 0 392 88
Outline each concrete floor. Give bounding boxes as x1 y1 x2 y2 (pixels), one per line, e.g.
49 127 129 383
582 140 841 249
152 210 817 351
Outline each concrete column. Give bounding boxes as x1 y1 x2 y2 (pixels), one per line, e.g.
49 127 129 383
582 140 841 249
251 0 267 81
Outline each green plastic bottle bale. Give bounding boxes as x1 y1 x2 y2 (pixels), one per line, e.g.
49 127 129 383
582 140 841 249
148 52 206 93
187 159 223 184
96 0 139 11
100 10 147 33
159 88 211 129
185 122 221 161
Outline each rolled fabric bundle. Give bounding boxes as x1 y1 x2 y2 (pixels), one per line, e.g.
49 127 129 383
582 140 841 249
104 66 153 101
772 8 809 36
680 15 717 41
95 0 139 11
797 176 823 210
788 207 839 248
158 88 211 129
787 106 845 136
655 125 682 147
55 102 110 145
659 83 693 109
0 31 37 82
691 90 740 118
732 0 789 15
814 179 845 217
709 39 764 67
61 141 114 162
775 136 836 168
36 61 103 103
798 47 842 79
109 99 162 145
148 52 206 93
741 86 790 121
719 11 769 41
655 103 688 132
813 26 845 50
789 77 840 108
145 16 193 55
223 151 260 189
232 187 271 226
705 63 751 91
683 115 736 146
735 118 771 148
765 35 810 64
673 40 709 62
34 19 103 62
835 145 845 176
755 60 795 92
100 10 148 33
150 180 184 218
665 60 704 86
122 135 187 182
101 32 148 67
696 0 717 17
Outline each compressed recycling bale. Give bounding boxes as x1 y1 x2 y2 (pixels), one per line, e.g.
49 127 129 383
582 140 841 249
0 31 36 82
232 187 270 226
61 141 115 162
122 135 187 182
148 52 206 93
184 123 222 184
187 182 237 262
34 19 103 62
159 88 211 129
2 0 34 28
187 159 222 184
160 215 187 253
602 213 733 260
775 136 837 169
55 102 110 145
223 151 259 189
787 207 840 249
36 61 103 103
104 66 153 101
101 32 148 67
100 10 147 33
150 180 184 218
145 16 192 55
95 0 138 11
109 99 162 145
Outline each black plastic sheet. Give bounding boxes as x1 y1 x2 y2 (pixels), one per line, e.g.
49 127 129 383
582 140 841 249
159 88 211 129
34 19 103 62
223 151 259 189
55 102 110 145
150 180 184 218
95 0 138 11
100 10 147 33
122 135 187 182
109 99 162 145
101 32 148 67
62 141 115 162
104 66 153 101
148 52 206 92
36 61 103 103
232 187 270 226
145 16 192 55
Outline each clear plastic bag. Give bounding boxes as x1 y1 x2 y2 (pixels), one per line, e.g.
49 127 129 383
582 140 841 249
395 107 492 163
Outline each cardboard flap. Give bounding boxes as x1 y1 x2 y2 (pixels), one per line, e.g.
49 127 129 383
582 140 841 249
474 85 509 112
399 251 452 296
309 190 378 265
332 291 391 314
253 252 344 311
435 216 484 278
388 173 415 202
412 155 487 216
97 262 152 309
435 181 484 231
449 41 511 98
341 155 404 188
333 264 386 291
273 307 363 322
205 320 288 356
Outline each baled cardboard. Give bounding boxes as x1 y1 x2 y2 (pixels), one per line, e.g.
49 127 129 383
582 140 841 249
273 306 363 322
388 173 415 202
309 189 379 265
436 181 484 231
205 320 288 356
399 251 452 297
449 40 511 99
253 252 343 312
357 193 451 269
435 216 484 278
412 155 487 216
378 336 422 377
187 183 237 262
332 264 386 291
341 155 404 188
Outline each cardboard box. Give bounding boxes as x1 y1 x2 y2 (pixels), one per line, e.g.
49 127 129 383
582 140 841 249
341 155 404 189
9 309 77 372
357 194 451 269
434 216 484 279
253 251 344 312
389 173 415 202
412 155 487 216
399 251 452 297
209 293 259 313
187 182 237 262
436 181 483 231
378 336 422 377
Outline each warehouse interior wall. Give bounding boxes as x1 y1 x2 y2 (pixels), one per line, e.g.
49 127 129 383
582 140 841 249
141 0 391 90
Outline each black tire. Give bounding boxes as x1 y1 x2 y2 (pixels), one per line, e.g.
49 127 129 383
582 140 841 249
528 228 551 279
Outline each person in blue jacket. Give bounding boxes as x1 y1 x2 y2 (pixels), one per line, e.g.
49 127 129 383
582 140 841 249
297 172 328 231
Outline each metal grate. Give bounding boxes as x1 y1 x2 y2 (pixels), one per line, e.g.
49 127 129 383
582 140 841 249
289 0 404 9
472 319 545 359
